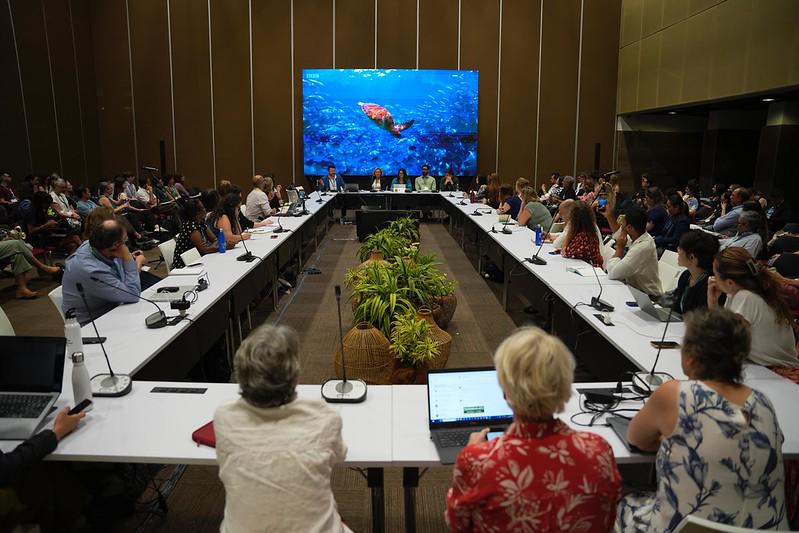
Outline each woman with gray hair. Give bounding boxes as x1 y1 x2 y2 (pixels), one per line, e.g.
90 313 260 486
445 327 620 531
214 324 351 533
618 307 787 531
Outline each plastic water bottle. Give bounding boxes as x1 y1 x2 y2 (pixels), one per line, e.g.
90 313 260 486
71 352 93 408
218 228 226 254
535 225 542 246
470 191 475 204
64 309 83 357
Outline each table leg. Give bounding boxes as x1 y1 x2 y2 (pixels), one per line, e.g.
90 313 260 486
403 467 419 533
367 468 385 533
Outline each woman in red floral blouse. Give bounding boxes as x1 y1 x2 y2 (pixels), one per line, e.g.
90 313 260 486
561 201 604 267
445 327 621 532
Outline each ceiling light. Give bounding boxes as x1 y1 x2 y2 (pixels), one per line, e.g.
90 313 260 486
761 97 775 102
668 111 677 115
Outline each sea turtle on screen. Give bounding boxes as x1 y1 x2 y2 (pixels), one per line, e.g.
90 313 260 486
358 102 415 138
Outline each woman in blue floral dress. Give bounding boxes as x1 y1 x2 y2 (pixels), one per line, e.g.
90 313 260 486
618 307 788 531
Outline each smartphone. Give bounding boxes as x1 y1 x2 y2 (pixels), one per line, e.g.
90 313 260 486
83 336 106 344
68 398 93 415
548 250 561 255
486 430 504 440
598 198 607 207
157 286 180 293
651 341 680 349
625 301 638 307
270 235 279 239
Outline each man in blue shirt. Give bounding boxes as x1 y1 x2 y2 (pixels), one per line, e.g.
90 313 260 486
713 187 748 236
74 186 98 218
61 219 145 323
322 165 345 192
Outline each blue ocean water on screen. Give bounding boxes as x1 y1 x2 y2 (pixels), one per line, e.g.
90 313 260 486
303 69 478 177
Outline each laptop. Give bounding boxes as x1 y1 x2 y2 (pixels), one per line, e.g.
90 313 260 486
345 183 359 192
427 367 513 464
606 416 654 454
629 285 682 322
0 336 65 440
286 189 299 204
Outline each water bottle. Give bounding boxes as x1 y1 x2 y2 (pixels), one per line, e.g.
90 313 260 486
71 352 93 409
470 191 475 203
535 225 542 246
218 228 226 253
64 309 83 357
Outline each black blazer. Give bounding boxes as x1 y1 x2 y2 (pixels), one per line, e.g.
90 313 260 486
672 270 709 315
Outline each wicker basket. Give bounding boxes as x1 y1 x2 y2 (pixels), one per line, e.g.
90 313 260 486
335 322 393 384
432 293 457 330
359 249 390 269
416 307 452 369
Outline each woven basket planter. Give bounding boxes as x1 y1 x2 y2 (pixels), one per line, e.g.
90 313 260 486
432 293 457 330
417 307 451 370
359 249 390 269
334 322 393 384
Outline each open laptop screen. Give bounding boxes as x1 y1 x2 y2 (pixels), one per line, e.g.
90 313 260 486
427 368 512 426
0 336 65 393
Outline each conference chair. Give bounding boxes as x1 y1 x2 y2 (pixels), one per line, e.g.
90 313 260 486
0 305 15 335
48 285 66 322
660 249 680 268
672 515 759 533
658 261 684 293
158 239 177 273
179 247 202 267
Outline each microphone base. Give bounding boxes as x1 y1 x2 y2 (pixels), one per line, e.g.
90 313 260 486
90 373 132 397
502 228 512 234
525 255 547 266
237 253 257 262
145 311 168 329
590 297 615 313
471 212 482 216
321 378 367 403
631 372 669 395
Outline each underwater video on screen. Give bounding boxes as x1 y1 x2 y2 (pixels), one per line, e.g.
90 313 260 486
302 69 478 177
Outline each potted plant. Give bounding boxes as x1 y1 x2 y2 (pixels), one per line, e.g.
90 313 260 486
396 255 458 329
357 229 410 263
349 262 415 338
386 217 420 243
389 312 440 384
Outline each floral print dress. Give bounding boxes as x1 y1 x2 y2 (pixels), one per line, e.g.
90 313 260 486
618 381 788 532
446 419 621 532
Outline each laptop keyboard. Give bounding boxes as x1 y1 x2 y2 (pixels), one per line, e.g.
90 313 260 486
436 430 472 448
0 394 52 419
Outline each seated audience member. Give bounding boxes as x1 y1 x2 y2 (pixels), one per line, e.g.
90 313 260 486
61 219 145 323
415 164 437 192
202 188 220 214
49 178 81 229
446 327 621 532
550 199 577 249
618 307 788 531
654 194 691 252
163 175 181 200
517 186 553 230
97 181 129 215
766 189 793 234
135 176 158 208
670 230 720 314
540 172 562 202
681 179 701 216
174 174 191 197
644 187 668 237
209 193 252 245
440 169 457 191
768 223 799 256
496 184 521 220
606 207 663 298
245 175 275 222
709 247 799 371
172 199 222 270
390 168 413 192
24 191 81 254
0 239 61 299
122 171 138 200
370 167 384 191
559 175 577 203
215 324 350 532
264 176 282 210
74 186 98 218
228 184 268 231
561 201 604 267
322 165 345 192
634 173 651 205
0 172 18 206
483 173 501 208
713 186 749 236
718 210 764 258
578 174 596 204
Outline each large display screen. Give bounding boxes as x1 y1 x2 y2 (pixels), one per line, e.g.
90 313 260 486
302 69 478 177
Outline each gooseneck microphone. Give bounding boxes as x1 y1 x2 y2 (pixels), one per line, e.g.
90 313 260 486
141 165 159 173
89 275 168 328
633 306 674 393
75 282 132 397
589 260 614 312
236 233 257 262
321 285 367 404
272 213 292 234
525 216 559 266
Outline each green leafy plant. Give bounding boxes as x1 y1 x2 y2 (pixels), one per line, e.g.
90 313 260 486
350 262 415 338
390 312 440 368
393 257 456 306
386 217 420 242
357 229 411 263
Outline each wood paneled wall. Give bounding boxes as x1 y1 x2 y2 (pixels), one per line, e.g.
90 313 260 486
0 0 621 193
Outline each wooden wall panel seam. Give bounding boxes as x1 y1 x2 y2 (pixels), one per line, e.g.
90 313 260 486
290 0 295 183
495 0 502 172
332 0 335 67
534 0 543 181
124 0 138 172
248 0 254 176
572 0 584 176
67 0 87 179
457 0 461 69
166 0 177 172
207 0 217 185
7 0 33 173
415 0 419 68
374 0 377 68
40 0 63 176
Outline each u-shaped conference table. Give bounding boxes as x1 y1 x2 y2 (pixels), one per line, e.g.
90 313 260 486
3 190 797 533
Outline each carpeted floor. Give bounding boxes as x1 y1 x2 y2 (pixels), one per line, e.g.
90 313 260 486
0 222 520 532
